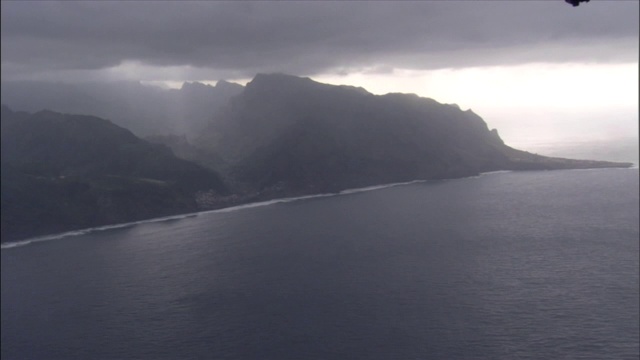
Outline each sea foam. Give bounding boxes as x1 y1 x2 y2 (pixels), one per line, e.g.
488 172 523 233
0 176 495 250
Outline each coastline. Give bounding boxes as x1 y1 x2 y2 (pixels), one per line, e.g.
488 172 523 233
1 178 430 250
2 167 636 250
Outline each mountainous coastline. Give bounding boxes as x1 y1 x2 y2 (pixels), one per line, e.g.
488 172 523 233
192 73 631 196
1 106 228 242
0 74 632 243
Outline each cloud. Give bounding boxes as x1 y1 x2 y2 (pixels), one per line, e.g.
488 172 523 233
1 1 637 82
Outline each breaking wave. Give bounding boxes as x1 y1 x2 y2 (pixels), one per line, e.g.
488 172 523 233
1 213 200 250
2 174 517 250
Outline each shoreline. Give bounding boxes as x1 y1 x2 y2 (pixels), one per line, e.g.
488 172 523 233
1 178 430 250
2 167 636 250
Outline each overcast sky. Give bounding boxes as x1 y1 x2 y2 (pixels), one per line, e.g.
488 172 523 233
1 1 638 149
1 1 637 81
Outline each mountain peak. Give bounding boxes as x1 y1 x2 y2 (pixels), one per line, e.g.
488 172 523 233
180 81 214 91
245 73 371 99
179 80 244 94
215 80 244 92
248 73 316 88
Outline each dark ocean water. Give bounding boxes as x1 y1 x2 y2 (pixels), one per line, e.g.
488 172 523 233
2 169 639 360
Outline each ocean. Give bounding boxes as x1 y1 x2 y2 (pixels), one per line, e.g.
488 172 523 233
2 168 638 359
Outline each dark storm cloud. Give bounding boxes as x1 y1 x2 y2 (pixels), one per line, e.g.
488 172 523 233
1 1 637 81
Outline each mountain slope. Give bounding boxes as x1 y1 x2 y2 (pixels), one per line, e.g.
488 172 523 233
194 73 631 195
1 106 228 242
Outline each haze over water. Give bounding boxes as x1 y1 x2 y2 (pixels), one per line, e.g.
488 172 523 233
2 168 638 360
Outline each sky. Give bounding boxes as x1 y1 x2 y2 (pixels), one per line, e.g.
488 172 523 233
1 1 638 151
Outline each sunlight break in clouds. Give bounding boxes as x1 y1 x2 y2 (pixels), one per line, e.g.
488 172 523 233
314 62 638 147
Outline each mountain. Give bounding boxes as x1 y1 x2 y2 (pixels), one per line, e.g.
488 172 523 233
0 80 244 138
1 74 631 241
1 106 228 242
166 80 245 136
194 73 632 196
146 134 230 173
